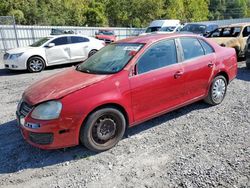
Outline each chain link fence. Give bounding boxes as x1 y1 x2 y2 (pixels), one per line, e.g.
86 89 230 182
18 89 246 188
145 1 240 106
0 16 20 53
1 16 250 52
0 21 144 52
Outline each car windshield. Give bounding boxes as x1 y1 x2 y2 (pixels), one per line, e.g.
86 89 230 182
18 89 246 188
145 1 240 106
30 37 51 47
159 26 176 32
208 27 242 38
76 43 144 74
97 30 114 35
145 27 161 33
181 24 207 34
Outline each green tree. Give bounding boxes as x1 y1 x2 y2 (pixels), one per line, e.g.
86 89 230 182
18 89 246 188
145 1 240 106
225 0 248 19
208 0 227 20
183 0 209 22
163 0 185 20
84 0 108 26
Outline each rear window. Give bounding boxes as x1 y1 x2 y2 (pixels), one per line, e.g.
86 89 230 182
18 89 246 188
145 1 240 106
145 27 161 33
199 39 214 54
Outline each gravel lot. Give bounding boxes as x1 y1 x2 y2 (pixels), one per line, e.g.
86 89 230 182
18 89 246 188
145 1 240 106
0 59 249 188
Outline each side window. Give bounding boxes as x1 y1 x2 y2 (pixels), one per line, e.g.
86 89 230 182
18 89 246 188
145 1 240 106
71 36 89 43
51 37 68 46
137 39 177 74
243 26 250 37
210 28 221 37
180 38 205 60
199 39 214 54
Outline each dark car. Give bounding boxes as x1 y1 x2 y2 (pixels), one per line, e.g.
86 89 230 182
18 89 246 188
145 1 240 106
180 23 218 36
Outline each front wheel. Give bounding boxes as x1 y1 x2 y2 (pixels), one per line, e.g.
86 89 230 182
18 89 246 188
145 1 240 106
204 75 227 105
80 108 126 152
27 56 45 73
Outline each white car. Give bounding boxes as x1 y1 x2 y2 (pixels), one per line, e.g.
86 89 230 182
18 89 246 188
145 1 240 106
3 34 105 72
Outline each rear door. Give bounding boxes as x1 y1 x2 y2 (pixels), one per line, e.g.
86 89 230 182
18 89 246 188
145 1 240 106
129 39 186 122
178 37 215 101
69 36 90 62
45 36 70 65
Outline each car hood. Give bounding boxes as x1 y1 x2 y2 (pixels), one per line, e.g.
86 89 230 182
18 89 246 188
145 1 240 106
23 67 110 105
96 35 115 40
7 47 37 54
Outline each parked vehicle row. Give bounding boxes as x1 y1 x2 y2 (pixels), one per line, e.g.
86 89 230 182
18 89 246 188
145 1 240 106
16 33 237 151
3 34 105 72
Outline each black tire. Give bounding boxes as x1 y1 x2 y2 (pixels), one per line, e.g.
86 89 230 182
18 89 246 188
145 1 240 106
27 56 45 73
204 75 227 105
88 50 98 57
80 107 126 152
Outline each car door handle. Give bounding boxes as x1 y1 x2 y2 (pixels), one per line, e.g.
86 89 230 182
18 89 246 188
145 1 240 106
208 62 214 67
174 71 184 79
64 48 70 51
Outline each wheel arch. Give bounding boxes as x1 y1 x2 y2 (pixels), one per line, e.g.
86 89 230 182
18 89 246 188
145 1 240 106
88 49 98 57
26 55 47 67
214 71 229 84
82 102 130 128
78 102 130 143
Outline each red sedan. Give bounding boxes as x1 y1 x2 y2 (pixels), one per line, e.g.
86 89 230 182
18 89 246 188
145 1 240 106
95 29 116 44
16 34 237 151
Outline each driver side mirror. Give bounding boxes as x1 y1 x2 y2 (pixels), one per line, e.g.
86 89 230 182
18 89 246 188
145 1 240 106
46 43 55 48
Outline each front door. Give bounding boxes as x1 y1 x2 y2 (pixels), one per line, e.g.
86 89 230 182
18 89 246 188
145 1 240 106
45 36 70 65
129 39 186 122
69 36 89 62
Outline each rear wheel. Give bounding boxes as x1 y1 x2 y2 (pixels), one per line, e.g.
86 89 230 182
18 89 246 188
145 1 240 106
27 56 45 73
88 50 98 57
80 108 126 152
204 75 227 105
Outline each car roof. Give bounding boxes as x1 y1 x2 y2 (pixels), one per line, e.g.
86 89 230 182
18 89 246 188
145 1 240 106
98 29 114 31
117 33 200 45
49 34 90 38
219 22 250 28
185 23 218 26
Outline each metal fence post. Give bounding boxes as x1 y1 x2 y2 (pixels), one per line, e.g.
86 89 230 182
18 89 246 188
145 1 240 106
12 15 19 47
31 27 35 42
0 27 7 52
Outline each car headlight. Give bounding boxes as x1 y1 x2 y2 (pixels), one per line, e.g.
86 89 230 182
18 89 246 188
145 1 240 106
31 100 62 120
9 52 23 60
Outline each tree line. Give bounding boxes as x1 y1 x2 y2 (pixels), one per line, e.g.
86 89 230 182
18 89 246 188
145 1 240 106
0 0 250 27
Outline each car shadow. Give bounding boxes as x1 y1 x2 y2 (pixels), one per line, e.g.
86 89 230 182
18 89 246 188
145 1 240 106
0 101 210 174
236 65 250 82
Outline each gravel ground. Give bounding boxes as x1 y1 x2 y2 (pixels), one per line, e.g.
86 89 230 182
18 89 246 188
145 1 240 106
0 59 249 188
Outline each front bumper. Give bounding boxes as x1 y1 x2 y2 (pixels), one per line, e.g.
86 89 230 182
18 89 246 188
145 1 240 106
16 110 83 149
3 56 27 70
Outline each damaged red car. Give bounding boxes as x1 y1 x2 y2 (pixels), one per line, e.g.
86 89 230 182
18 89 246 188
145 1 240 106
95 29 116 44
16 34 237 152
